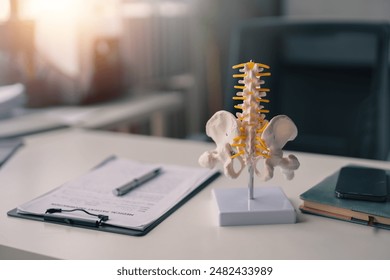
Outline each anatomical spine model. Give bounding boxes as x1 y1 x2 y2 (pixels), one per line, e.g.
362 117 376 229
199 61 300 199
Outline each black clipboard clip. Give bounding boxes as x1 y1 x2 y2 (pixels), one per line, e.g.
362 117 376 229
44 208 109 228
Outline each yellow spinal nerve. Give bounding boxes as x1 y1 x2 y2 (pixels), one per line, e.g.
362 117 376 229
231 61 271 163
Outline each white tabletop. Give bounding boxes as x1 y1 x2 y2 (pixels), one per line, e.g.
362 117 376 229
1 129 390 260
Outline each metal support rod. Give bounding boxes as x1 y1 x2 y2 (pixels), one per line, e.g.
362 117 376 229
248 163 254 200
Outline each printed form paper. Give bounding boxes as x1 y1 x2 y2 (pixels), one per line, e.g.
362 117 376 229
17 158 216 230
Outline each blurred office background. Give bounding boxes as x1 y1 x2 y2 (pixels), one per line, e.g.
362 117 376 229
0 0 389 157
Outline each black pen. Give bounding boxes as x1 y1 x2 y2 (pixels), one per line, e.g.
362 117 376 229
112 168 162 196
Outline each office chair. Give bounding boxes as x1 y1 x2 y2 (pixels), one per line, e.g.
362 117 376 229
226 18 390 160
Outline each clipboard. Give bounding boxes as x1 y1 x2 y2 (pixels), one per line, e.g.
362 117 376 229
8 171 219 236
7 157 220 237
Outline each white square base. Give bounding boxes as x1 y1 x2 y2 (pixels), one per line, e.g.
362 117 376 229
213 187 296 226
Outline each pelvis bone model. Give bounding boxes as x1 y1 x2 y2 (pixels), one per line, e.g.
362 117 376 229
199 61 299 181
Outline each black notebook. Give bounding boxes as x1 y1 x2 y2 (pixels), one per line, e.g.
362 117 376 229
300 165 390 229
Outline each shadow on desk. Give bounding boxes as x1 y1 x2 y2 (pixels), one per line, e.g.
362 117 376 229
0 245 55 260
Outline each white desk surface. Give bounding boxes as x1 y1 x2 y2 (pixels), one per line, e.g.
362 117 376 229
1 129 390 260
